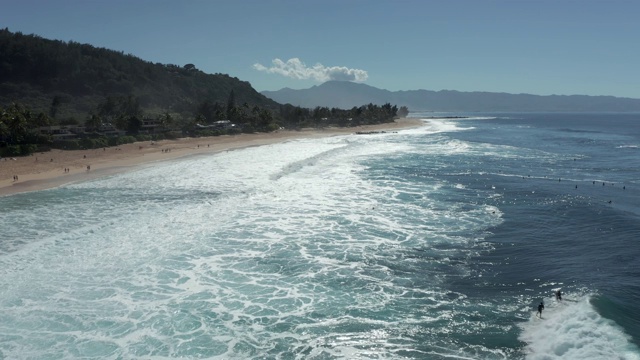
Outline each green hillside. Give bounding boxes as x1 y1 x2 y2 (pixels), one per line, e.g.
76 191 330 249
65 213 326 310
0 28 280 122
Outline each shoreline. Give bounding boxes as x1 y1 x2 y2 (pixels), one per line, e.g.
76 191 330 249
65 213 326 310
0 118 424 196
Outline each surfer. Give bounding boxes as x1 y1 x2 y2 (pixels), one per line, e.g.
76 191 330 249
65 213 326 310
555 290 562 301
537 302 544 318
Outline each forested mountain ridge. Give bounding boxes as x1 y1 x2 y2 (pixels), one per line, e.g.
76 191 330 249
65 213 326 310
0 29 402 157
0 28 280 121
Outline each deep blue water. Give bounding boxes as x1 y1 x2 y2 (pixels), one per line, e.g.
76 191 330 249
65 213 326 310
1 112 639 359
394 113 640 357
443 113 640 314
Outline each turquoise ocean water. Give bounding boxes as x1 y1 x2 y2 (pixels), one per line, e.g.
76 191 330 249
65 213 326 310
1 113 639 359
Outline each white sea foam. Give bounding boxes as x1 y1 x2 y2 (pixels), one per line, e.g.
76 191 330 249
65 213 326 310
7 116 635 359
520 295 640 360
420 119 472 134
0 129 512 358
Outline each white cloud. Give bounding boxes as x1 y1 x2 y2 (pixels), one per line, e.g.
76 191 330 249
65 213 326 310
253 58 368 82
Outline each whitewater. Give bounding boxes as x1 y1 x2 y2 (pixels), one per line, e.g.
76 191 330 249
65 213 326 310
1 113 639 359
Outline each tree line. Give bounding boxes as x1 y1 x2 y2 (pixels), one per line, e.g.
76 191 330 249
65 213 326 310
0 96 402 157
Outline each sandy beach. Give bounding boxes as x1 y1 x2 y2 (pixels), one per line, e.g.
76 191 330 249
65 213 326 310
0 118 423 196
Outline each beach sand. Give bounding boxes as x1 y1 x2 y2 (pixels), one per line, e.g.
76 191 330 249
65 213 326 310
0 118 423 196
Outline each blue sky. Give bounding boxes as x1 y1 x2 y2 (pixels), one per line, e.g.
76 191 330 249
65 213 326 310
1 0 639 98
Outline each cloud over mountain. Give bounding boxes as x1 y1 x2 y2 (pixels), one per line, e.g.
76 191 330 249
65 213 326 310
253 58 368 82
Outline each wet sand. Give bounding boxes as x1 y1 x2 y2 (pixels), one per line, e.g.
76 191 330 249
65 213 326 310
0 118 423 196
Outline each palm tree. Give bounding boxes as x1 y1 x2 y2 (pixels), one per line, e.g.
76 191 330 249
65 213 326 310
159 112 173 131
5 103 29 145
259 109 273 129
0 113 10 143
85 114 102 132
34 112 51 127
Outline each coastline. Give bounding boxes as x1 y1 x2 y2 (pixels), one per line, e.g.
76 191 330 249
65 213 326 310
0 118 423 196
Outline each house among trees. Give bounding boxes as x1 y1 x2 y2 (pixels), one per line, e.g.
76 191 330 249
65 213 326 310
38 125 81 140
140 118 164 134
195 120 236 131
97 123 125 136
212 120 236 130
38 123 127 139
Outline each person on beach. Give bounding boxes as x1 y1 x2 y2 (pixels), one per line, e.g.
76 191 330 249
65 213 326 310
537 302 544 318
556 290 562 301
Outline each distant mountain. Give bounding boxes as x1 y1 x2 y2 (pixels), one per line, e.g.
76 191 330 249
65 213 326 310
262 81 640 112
263 82 394 110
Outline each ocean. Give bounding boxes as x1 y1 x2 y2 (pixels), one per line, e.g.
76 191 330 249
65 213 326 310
1 112 639 359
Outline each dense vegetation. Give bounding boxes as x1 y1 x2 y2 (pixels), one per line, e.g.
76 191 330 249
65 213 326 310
0 28 401 156
0 28 281 119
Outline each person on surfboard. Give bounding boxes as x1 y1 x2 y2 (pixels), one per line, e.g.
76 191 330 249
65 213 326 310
537 302 544 318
